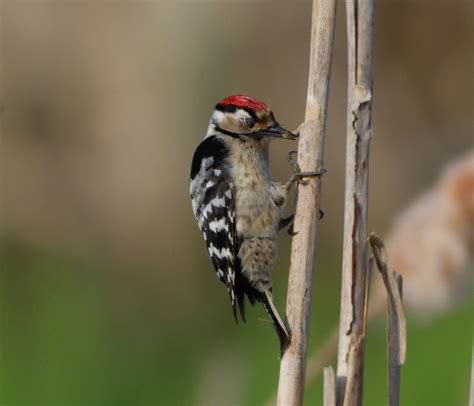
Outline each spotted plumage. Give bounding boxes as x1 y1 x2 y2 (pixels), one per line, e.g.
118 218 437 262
190 94 316 353
190 136 239 313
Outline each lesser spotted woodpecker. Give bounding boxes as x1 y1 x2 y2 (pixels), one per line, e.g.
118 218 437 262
190 94 323 352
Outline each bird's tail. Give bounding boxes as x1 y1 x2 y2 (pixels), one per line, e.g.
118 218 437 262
261 288 290 355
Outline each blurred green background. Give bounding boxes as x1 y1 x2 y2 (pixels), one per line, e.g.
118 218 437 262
0 1 472 405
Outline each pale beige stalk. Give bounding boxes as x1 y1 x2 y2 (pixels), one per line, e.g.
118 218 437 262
335 0 375 405
276 0 337 405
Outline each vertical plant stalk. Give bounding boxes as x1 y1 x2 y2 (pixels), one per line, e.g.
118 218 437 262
276 0 337 405
369 232 407 406
324 366 337 406
368 233 407 365
335 0 375 405
387 274 403 406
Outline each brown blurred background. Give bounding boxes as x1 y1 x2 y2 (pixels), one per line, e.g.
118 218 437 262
0 1 472 405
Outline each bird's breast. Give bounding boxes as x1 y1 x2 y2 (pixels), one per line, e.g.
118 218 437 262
228 140 281 238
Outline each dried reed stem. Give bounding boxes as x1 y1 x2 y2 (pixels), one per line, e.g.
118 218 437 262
335 0 375 405
369 233 407 365
387 274 403 406
369 232 407 406
324 366 337 406
276 0 337 405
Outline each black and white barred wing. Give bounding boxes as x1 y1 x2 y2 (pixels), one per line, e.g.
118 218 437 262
190 136 239 318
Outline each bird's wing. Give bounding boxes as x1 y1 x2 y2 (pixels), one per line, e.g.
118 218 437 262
190 135 241 321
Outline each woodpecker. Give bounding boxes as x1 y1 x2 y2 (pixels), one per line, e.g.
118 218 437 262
190 94 323 352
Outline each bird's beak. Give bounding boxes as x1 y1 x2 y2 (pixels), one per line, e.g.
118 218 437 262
259 126 298 140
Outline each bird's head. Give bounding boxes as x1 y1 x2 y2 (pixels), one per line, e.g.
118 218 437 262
208 94 298 140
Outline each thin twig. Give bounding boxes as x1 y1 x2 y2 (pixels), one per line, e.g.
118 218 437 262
335 0 375 404
368 232 406 406
368 233 407 364
342 336 364 406
387 274 403 406
324 366 337 406
276 1 337 405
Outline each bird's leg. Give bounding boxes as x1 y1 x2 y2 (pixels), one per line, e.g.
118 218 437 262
285 150 327 192
279 211 323 236
278 214 299 236
278 214 298 237
283 151 326 233
278 215 294 232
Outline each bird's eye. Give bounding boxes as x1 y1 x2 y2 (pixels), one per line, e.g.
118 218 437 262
244 116 256 128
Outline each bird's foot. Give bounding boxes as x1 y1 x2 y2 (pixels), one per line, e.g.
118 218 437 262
286 151 327 187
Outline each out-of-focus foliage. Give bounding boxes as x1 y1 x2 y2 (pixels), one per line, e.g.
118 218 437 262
0 1 472 405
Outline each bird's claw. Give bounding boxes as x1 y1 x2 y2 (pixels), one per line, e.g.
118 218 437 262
295 168 327 184
287 225 298 236
287 151 327 185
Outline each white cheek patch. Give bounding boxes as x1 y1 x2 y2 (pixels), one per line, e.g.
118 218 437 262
212 110 226 124
211 110 247 133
